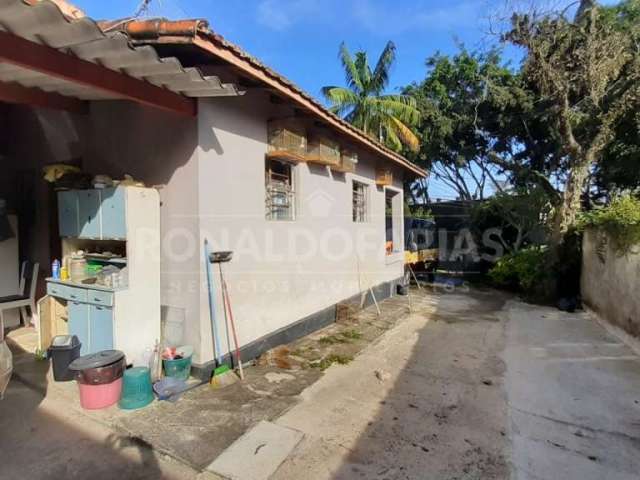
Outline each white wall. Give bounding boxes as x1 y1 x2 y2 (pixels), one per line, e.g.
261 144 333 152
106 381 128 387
194 92 406 364
582 229 640 337
84 102 202 353
2 98 408 364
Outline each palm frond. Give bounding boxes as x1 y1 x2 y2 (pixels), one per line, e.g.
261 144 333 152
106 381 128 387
322 87 359 117
388 116 420 152
338 42 363 93
354 51 372 91
384 125 403 152
371 96 421 125
370 41 396 94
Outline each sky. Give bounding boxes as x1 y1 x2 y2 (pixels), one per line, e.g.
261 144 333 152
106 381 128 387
74 0 500 97
70 0 618 200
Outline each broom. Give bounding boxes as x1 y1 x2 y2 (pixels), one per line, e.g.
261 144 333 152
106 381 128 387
205 242 238 388
219 260 244 380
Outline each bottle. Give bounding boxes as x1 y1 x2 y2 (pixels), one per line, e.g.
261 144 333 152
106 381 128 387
51 259 61 279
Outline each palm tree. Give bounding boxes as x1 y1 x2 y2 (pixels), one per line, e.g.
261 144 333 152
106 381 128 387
322 41 420 152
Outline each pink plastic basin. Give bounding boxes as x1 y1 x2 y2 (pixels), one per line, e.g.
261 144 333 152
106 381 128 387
77 377 122 410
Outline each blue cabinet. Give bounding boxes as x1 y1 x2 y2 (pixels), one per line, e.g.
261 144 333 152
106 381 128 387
68 301 89 355
58 191 79 237
89 304 114 353
58 188 127 240
100 188 126 240
66 296 114 355
78 190 101 239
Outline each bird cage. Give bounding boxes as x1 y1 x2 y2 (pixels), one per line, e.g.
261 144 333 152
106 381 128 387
306 134 341 167
375 168 393 186
332 149 358 173
267 119 307 162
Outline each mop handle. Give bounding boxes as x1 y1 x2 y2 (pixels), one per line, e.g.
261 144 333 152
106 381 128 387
221 274 244 380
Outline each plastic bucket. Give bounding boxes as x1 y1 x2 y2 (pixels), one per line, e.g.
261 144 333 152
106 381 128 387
78 377 122 409
118 367 154 410
163 355 192 380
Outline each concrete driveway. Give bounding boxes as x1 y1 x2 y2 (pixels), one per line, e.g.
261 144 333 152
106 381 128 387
505 302 640 479
264 290 640 480
3 287 640 479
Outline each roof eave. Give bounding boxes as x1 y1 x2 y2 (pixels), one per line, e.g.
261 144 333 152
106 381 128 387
116 18 427 178
193 32 426 178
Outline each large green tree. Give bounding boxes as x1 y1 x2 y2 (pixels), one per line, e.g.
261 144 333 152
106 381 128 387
405 48 560 202
322 41 420 152
595 0 640 194
505 0 640 250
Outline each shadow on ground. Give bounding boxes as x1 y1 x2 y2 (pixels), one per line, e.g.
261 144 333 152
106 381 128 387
0 327 192 480
273 284 512 480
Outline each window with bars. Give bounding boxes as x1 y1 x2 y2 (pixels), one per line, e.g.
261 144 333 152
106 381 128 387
352 181 368 223
265 159 295 221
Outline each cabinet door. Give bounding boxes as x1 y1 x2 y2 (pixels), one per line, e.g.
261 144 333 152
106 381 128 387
68 301 89 355
89 304 114 353
100 188 126 240
57 191 78 237
78 190 101 239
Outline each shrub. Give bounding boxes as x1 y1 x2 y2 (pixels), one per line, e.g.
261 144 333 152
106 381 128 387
578 195 640 254
489 246 548 292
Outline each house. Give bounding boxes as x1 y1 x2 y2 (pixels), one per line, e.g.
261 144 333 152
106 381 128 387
0 0 426 377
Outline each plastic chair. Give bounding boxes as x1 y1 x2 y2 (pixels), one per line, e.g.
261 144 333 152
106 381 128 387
0 262 39 331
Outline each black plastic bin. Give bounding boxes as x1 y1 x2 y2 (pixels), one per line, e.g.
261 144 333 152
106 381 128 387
69 350 126 385
48 335 82 382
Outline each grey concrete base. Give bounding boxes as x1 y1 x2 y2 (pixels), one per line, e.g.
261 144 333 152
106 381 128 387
207 420 304 480
192 277 402 381
505 301 640 479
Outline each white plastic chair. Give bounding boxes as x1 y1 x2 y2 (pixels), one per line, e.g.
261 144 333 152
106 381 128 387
0 261 39 332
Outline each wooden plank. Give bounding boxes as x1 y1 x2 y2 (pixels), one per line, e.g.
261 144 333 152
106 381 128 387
0 31 196 116
0 81 88 114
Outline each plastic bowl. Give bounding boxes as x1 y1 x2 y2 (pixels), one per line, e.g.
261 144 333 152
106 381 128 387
153 377 188 400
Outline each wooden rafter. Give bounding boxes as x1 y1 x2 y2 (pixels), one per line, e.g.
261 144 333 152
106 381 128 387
0 31 196 116
0 81 88 114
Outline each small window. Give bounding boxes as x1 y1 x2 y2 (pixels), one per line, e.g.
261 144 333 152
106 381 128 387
266 159 295 221
352 181 368 223
385 189 401 255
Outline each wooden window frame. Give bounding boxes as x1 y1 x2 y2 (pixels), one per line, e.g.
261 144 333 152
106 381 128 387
265 158 296 221
352 180 368 223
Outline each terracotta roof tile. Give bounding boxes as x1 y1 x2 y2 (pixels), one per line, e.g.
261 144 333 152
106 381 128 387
107 17 426 177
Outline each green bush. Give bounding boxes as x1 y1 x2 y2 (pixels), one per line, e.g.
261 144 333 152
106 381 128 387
578 195 640 254
489 247 548 291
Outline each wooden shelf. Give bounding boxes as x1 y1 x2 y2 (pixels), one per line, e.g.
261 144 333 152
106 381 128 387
376 168 393 186
332 149 358 173
266 150 307 163
307 134 341 167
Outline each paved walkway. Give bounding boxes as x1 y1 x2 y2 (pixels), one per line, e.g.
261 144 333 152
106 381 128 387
3 288 640 479
505 302 640 480
269 288 511 480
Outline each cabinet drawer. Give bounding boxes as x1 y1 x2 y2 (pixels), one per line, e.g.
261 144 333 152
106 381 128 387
46 283 87 303
46 282 67 298
87 290 114 307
